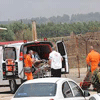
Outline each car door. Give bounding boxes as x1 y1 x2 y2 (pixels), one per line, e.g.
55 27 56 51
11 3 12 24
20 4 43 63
61 81 85 100
68 81 86 100
56 41 69 74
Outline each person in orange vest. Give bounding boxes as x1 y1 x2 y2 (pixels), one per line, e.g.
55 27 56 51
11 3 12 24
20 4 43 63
24 50 35 80
86 46 100 73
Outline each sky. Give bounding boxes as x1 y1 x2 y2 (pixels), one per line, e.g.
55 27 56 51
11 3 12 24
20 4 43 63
0 0 100 21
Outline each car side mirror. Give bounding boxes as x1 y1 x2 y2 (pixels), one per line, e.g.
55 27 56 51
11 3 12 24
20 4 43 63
83 90 90 97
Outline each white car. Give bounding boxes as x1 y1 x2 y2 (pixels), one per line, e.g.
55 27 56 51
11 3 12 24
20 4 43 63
11 78 90 100
89 93 100 100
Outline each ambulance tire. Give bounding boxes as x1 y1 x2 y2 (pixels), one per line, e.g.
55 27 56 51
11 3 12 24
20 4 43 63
9 80 17 94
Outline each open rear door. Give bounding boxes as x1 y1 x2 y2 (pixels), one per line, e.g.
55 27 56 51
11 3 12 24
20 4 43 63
0 46 3 80
56 41 69 74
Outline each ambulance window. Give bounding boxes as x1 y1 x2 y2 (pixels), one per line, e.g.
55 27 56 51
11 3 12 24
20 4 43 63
3 47 16 60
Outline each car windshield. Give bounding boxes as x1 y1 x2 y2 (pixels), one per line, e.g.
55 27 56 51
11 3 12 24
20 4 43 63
14 83 57 98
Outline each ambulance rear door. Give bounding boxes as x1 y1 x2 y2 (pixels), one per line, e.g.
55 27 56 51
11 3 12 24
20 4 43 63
56 41 69 74
0 46 3 80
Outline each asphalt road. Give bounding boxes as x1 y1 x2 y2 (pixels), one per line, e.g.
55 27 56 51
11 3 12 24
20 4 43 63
0 68 97 100
0 87 13 100
0 72 13 100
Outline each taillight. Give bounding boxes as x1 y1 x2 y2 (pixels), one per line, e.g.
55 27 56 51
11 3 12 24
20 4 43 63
50 99 54 100
19 52 23 61
3 72 5 75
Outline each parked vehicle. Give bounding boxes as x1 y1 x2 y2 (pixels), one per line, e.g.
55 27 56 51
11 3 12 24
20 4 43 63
0 40 69 93
89 93 100 100
11 78 90 100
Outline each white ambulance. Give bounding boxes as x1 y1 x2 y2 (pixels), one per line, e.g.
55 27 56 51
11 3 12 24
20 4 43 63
0 40 69 93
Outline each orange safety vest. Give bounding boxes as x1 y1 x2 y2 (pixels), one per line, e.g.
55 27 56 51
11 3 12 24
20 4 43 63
24 54 33 67
24 54 33 80
86 50 100 73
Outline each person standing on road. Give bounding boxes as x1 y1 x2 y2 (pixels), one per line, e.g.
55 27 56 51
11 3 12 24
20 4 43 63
86 46 100 73
48 47 63 77
24 50 35 80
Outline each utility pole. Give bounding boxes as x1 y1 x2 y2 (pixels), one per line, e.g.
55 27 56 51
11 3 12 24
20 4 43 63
32 21 37 41
76 37 80 78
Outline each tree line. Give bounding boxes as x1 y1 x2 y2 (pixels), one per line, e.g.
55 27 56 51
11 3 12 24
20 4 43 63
0 20 100 42
0 12 100 25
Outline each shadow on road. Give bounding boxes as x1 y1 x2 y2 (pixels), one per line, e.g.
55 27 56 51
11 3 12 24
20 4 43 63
0 91 11 94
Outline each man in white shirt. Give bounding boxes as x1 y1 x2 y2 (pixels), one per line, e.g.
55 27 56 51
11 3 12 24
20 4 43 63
49 48 63 77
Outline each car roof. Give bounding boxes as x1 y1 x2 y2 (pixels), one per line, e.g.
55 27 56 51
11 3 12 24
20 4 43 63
23 78 74 84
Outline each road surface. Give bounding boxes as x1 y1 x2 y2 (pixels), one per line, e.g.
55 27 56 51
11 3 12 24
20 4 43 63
0 68 97 100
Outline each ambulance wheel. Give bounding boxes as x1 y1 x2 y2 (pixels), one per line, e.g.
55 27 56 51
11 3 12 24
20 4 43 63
9 80 17 94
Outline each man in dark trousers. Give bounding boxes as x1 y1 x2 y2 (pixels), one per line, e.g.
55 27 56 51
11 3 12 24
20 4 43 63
48 47 63 77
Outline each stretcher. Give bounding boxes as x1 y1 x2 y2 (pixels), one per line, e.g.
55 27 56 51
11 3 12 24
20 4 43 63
80 70 92 89
33 60 51 78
